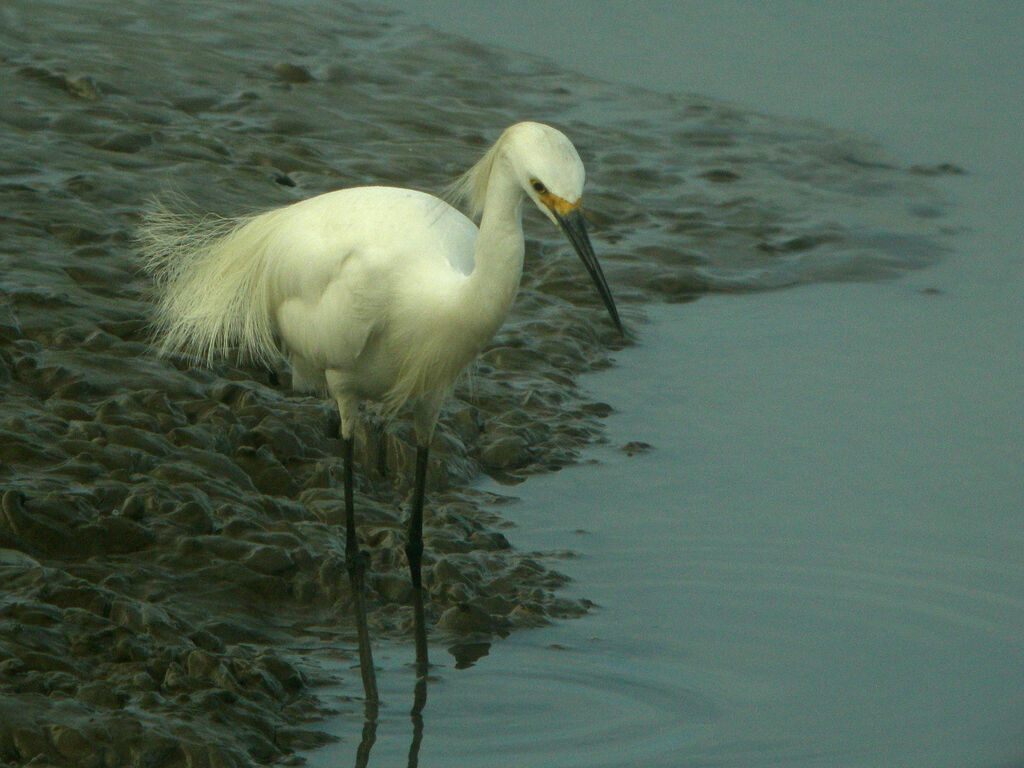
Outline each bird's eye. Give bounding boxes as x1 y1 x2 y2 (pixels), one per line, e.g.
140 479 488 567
531 180 547 194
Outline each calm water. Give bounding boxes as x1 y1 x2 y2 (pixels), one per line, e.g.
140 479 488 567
487 289 1023 768
306 3 1024 767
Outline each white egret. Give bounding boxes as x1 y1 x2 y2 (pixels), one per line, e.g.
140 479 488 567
138 121 622 703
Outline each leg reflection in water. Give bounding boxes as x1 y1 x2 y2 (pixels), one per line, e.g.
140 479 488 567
349 666 429 767
353 701 377 768
408 676 427 768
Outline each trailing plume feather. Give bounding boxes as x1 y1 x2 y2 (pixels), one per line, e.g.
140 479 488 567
445 133 502 221
137 196 280 367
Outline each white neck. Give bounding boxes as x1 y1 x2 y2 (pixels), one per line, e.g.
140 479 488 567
460 155 526 343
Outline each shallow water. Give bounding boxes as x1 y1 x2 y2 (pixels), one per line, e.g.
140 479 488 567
471 293 1023 768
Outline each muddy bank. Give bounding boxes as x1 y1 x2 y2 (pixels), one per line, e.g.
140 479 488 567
0 0 954 765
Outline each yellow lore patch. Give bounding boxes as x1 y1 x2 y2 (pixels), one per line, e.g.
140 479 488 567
538 190 579 216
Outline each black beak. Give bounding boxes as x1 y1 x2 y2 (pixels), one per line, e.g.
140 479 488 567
555 208 623 334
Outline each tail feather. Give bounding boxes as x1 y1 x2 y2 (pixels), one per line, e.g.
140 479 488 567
137 197 280 367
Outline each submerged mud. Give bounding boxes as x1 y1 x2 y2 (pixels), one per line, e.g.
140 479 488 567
0 0 954 765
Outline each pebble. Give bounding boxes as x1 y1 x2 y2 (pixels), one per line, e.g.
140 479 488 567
480 433 531 469
241 544 293 575
274 62 315 83
435 603 495 635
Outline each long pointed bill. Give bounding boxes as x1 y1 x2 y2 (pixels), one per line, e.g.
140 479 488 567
554 207 623 334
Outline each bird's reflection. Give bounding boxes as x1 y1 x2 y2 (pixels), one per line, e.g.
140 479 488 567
348 631 499 765
407 676 426 768
352 701 377 768
349 664 429 767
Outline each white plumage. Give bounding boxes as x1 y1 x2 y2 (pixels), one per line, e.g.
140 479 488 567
138 121 621 700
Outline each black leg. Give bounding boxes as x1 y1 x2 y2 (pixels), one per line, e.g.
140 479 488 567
405 444 430 678
343 436 379 704
373 419 388 478
407 675 427 767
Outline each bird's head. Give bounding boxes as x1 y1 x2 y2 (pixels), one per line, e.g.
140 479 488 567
503 122 623 334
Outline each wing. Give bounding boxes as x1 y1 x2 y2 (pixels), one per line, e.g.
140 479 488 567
265 186 478 376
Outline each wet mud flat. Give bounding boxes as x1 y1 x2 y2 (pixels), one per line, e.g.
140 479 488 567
0 0 955 765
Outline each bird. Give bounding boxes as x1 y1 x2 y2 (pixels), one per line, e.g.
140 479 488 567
138 121 622 703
